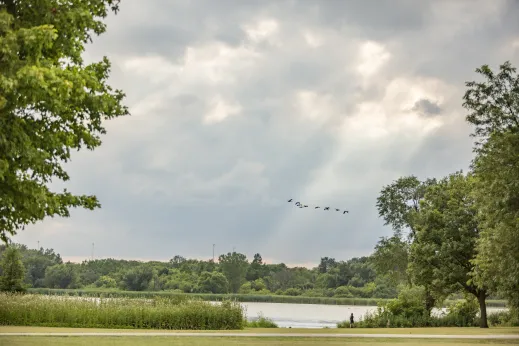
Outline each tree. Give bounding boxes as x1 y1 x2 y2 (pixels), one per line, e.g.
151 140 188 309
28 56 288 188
0 0 129 243
317 257 336 274
198 271 229 294
371 235 409 286
409 172 489 328
246 253 264 281
44 263 79 289
218 252 249 293
377 176 436 239
121 266 153 291
463 61 519 311
376 175 437 314
0 246 26 292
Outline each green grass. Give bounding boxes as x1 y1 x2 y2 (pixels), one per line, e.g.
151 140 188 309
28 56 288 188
26 288 508 308
1 336 517 346
0 293 244 330
2 326 519 335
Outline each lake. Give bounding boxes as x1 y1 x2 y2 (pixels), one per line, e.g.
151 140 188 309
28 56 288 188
238 302 507 328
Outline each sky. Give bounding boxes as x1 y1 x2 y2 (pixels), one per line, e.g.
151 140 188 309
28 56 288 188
12 0 519 267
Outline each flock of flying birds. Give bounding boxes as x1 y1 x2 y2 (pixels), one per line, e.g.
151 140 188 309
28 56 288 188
287 199 349 214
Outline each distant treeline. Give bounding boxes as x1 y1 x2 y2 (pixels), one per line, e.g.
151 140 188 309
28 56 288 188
0 244 400 299
0 243 505 304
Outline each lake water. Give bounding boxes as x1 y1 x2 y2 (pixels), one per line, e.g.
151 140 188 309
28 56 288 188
238 302 507 329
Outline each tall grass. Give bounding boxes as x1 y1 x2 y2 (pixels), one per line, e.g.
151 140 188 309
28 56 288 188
0 293 244 330
27 288 508 308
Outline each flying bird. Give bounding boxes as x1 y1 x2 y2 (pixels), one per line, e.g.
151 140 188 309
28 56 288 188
286 198 350 215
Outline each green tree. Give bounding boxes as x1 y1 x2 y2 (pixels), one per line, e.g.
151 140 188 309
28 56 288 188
197 271 229 294
0 0 129 243
377 176 436 238
44 263 79 289
409 172 489 328
371 235 409 286
121 266 153 291
218 252 249 293
463 61 519 311
376 175 437 314
246 253 264 281
0 246 26 292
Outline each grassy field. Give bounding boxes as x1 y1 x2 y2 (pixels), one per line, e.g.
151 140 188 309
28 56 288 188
1 336 518 346
2 326 519 335
27 288 508 308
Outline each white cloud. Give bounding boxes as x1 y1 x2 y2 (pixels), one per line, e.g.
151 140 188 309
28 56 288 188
356 41 391 79
204 95 242 124
243 18 280 45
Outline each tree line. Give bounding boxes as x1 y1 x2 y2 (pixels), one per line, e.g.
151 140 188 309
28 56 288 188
0 244 401 299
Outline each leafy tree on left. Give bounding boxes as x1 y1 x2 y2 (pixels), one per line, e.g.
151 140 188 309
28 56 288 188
0 245 26 292
0 0 129 243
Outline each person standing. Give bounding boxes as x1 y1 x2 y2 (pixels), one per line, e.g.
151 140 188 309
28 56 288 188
349 313 354 328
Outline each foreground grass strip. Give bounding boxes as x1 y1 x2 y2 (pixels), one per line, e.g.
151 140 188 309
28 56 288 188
2 332 519 340
2 326 519 335
0 293 244 330
27 288 508 308
0 336 518 346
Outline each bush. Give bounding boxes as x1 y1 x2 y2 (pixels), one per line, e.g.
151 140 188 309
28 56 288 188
246 313 278 328
444 297 479 327
488 309 519 327
283 288 302 296
0 293 244 330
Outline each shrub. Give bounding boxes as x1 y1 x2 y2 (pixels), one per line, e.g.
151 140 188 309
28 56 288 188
246 313 278 328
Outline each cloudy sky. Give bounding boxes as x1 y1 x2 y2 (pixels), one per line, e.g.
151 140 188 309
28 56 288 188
13 0 519 266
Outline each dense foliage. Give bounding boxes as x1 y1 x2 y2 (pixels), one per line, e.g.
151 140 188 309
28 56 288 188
0 0 129 243
0 244 398 300
371 61 519 328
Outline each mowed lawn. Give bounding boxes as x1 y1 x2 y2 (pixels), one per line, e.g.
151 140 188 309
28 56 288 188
1 336 519 346
1 326 519 335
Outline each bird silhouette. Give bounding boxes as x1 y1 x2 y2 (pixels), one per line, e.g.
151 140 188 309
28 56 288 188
335 208 340 212
343 210 349 214
304 205 308 208
324 207 330 210
295 202 301 206
315 206 320 209
288 199 293 202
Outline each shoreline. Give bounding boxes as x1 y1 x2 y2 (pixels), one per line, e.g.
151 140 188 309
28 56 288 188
27 288 509 308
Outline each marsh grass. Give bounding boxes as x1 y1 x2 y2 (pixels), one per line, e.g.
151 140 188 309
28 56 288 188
0 293 244 330
27 288 508 308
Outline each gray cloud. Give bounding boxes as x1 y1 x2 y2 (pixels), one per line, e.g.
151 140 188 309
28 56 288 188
13 0 519 266
412 99 442 117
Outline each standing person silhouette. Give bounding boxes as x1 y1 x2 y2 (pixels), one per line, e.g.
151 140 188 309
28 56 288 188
349 313 354 328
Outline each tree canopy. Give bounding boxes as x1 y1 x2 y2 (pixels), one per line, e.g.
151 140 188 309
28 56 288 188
0 0 129 243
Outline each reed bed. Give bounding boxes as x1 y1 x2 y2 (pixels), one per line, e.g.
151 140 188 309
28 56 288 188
27 288 508 308
0 293 244 330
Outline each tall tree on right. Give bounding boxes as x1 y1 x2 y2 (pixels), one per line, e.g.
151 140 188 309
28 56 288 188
463 61 519 311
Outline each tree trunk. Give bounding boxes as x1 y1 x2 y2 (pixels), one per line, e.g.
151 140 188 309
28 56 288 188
477 290 489 328
424 286 435 316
